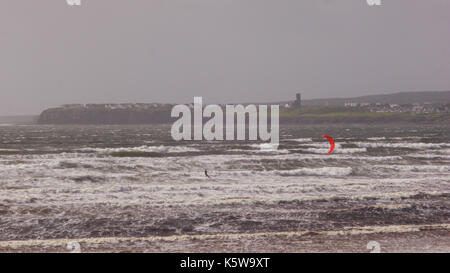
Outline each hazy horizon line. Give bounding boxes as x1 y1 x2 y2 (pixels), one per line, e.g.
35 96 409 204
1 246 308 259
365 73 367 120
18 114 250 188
1 89 449 117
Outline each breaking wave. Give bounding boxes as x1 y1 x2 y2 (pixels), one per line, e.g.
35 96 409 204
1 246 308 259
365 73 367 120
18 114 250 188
301 147 366 154
273 167 353 177
249 143 289 154
383 165 450 173
353 142 449 149
78 145 200 154
367 137 386 141
286 138 312 143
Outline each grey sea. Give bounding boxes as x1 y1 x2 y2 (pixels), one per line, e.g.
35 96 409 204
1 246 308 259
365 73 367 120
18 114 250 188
0 124 449 252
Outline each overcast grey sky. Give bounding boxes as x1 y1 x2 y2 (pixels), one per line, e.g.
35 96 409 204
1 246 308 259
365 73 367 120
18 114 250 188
0 0 449 115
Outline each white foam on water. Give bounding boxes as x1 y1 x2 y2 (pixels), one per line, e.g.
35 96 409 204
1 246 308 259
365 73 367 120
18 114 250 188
285 138 313 143
377 165 450 173
299 142 343 148
437 149 450 155
274 167 353 177
232 148 290 154
78 145 200 154
301 147 366 154
407 153 450 159
390 137 423 140
249 143 290 154
354 142 449 149
361 155 403 161
1 149 448 209
251 143 279 150
367 137 386 141
1 223 448 248
0 128 449 212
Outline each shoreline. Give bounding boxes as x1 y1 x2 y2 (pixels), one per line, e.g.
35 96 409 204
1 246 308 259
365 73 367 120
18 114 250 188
1 223 449 253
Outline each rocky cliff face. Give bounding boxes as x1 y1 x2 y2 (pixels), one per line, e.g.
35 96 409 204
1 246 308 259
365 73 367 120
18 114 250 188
38 105 173 124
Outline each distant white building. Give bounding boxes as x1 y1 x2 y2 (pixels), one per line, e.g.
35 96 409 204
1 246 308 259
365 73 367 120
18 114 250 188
345 101 358 107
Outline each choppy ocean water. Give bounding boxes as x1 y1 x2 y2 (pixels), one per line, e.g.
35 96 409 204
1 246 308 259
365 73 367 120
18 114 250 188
0 124 449 251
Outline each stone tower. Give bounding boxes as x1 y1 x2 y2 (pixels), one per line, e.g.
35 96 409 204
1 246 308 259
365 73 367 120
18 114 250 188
295 93 301 108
